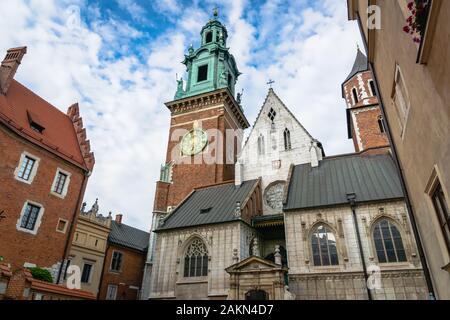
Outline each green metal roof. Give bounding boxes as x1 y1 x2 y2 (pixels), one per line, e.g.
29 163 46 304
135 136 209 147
156 180 259 232
284 154 404 210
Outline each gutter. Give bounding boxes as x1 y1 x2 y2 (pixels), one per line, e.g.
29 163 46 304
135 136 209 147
354 11 436 299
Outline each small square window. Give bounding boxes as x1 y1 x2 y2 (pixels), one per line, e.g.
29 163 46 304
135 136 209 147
197 65 208 82
56 219 68 233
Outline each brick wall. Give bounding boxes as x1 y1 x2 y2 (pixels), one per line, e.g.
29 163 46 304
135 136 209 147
0 125 86 271
98 244 146 300
343 70 389 153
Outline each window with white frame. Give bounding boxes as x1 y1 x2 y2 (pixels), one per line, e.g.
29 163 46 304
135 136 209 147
51 169 71 198
56 218 68 234
17 202 44 234
106 284 118 300
392 65 411 136
15 152 40 183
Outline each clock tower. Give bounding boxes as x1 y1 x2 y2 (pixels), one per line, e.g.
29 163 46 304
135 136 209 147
152 10 250 217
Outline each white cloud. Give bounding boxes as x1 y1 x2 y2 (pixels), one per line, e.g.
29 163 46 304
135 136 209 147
0 0 363 230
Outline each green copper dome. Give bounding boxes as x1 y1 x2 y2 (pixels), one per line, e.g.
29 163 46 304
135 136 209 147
174 11 241 100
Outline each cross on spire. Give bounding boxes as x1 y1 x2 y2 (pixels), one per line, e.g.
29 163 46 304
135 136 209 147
267 79 275 88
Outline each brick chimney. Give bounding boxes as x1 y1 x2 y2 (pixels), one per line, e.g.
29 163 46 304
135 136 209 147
115 214 123 225
0 46 27 95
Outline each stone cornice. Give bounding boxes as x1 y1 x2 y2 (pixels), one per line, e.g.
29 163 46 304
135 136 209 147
165 88 250 129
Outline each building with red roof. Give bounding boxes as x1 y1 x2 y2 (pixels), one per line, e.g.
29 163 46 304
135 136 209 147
0 46 95 284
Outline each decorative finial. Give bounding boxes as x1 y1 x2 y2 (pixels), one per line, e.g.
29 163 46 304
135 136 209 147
213 7 219 18
267 79 275 88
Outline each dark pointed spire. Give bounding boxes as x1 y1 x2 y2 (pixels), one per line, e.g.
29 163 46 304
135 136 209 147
343 48 368 84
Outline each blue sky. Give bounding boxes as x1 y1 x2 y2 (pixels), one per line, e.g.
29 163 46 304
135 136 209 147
0 0 363 229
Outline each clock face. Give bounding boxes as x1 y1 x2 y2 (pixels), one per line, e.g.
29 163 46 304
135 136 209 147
264 182 286 211
181 129 208 156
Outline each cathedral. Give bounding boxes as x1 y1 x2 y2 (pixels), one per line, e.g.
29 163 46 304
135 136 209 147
141 12 428 300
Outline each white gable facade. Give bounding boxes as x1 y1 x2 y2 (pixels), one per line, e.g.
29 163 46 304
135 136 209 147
235 89 324 216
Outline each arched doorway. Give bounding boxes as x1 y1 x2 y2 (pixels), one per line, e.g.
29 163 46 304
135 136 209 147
245 290 268 300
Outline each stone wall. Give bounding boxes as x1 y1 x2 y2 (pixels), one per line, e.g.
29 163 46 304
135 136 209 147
150 221 256 299
285 200 428 300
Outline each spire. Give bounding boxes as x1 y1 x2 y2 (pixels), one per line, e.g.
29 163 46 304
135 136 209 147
343 48 368 84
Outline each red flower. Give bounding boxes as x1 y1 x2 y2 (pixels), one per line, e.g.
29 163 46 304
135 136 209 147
407 1 414 10
403 26 411 33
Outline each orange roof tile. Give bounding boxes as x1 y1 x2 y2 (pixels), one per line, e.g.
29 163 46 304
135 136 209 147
31 279 96 300
0 80 91 170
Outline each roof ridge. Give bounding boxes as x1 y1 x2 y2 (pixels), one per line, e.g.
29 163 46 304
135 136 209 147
112 220 149 235
241 88 315 151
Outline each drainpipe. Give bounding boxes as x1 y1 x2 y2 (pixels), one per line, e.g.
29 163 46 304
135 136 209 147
56 170 90 285
347 193 372 300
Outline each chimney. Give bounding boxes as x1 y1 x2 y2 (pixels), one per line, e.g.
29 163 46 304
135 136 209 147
0 46 27 95
115 214 123 225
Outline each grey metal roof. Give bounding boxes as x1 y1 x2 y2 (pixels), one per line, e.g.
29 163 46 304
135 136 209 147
343 49 368 83
284 154 404 210
157 180 259 231
108 221 150 253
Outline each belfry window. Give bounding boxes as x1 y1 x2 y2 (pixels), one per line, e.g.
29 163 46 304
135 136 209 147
184 239 208 278
284 128 292 150
373 219 407 263
258 134 265 156
205 31 213 44
352 88 359 104
378 116 386 133
369 80 376 97
197 65 208 82
311 225 339 266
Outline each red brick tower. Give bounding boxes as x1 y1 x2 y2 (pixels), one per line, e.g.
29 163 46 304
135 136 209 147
342 49 390 154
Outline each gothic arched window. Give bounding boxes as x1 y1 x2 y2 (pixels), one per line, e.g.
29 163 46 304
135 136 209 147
258 134 265 155
373 219 407 263
284 128 292 150
311 225 339 266
352 88 359 104
184 238 208 277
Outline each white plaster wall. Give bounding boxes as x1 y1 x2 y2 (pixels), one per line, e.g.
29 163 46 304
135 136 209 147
237 90 321 215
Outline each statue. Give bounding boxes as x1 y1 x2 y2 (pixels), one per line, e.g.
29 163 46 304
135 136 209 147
175 77 185 99
219 69 228 86
177 77 184 91
237 89 244 104
283 286 296 300
188 44 194 55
